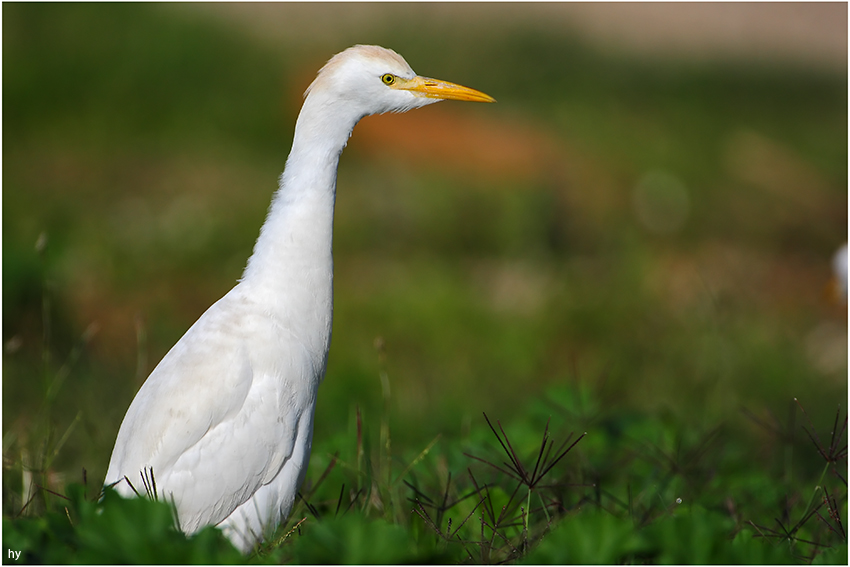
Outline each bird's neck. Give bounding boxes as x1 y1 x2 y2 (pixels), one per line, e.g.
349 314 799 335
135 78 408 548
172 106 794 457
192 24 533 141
241 94 361 318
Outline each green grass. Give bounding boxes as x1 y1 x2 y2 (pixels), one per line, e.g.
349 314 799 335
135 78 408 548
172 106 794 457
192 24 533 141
4 387 847 563
3 3 847 563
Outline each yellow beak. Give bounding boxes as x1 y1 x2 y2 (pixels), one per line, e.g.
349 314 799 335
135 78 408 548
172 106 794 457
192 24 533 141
395 75 496 103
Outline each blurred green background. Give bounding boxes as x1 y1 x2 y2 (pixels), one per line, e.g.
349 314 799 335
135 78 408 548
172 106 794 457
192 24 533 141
3 2 847 506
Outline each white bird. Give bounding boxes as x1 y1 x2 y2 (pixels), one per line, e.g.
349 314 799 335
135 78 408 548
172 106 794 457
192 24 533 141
832 243 848 303
104 45 494 552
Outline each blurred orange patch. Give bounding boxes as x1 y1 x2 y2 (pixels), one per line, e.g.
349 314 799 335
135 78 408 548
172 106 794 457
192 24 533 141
353 108 563 183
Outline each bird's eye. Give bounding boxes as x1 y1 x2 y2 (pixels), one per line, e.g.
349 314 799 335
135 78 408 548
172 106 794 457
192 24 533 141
381 74 395 85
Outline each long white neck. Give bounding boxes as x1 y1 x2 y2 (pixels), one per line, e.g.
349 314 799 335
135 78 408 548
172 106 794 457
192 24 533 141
240 91 362 353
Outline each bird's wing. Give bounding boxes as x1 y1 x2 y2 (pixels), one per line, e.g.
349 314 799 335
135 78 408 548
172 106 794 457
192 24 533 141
105 286 319 532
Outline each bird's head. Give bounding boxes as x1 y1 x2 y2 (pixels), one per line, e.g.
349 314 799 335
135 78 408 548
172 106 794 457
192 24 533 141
304 45 495 117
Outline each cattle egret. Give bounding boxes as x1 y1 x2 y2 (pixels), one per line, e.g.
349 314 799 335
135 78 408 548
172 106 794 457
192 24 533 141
832 243 848 303
104 45 494 552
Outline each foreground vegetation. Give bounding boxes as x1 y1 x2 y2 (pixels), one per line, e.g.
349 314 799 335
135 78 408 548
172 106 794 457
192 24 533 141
3 3 847 563
4 386 847 563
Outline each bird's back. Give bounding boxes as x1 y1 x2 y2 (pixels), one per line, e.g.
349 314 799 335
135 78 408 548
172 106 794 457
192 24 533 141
105 282 322 540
